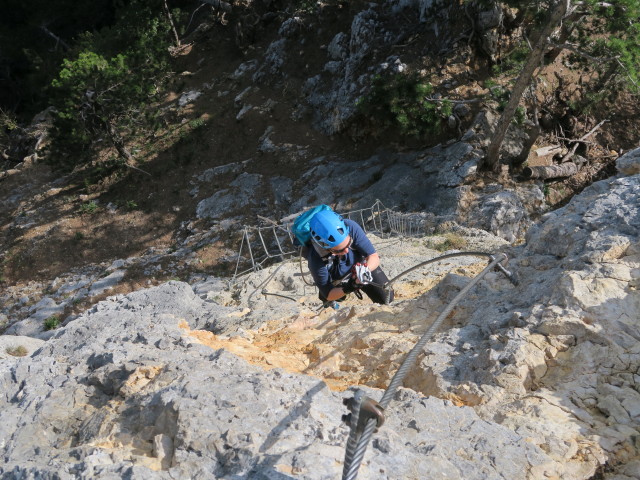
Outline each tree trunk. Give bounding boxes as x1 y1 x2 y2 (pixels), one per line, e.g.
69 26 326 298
544 8 584 64
163 0 181 47
106 121 133 162
513 122 541 166
484 0 568 171
513 99 541 166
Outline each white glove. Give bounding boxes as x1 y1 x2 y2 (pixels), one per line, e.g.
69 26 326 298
353 263 373 285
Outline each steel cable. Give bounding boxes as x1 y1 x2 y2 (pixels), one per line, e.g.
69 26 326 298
385 251 495 288
247 263 284 308
342 253 506 480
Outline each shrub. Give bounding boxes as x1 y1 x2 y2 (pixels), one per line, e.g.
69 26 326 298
78 201 99 214
43 316 61 330
188 118 205 130
6 345 28 357
47 0 172 170
357 73 453 138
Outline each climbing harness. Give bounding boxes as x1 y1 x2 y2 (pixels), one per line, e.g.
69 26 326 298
340 252 517 480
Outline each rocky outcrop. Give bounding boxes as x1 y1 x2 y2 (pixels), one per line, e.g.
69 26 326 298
411 152 640 478
0 282 553 479
1 151 638 478
193 136 540 243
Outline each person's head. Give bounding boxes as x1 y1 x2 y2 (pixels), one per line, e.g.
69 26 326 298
309 210 350 252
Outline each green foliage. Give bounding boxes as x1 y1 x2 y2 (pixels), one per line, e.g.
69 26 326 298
358 73 453 138
47 0 172 170
486 83 510 110
189 118 206 130
0 0 116 117
491 44 530 77
514 106 526 126
568 1 640 93
509 1 640 95
43 316 61 330
294 0 317 14
78 201 99 215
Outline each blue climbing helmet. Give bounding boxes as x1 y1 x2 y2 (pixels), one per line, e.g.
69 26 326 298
309 210 350 249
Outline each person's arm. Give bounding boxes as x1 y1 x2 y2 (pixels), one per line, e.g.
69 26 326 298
347 220 380 271
364 252 380 271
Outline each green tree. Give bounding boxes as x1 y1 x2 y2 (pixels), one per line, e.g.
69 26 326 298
47 0 172 170
482 0 640 170
0 0 115 117
358 73 453 139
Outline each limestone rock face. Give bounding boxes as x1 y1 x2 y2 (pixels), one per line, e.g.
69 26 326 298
1 161 639 478
413 172 640 479
0 282 553 479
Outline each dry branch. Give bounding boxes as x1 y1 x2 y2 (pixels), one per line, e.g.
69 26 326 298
560 119 607 163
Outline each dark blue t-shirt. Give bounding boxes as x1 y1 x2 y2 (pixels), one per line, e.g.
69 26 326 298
307 219 376 298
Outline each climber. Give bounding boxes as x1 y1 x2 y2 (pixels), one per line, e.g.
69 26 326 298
306 210 394 305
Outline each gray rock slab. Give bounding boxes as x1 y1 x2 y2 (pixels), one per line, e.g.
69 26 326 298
88 270 127 297
197 173 263 220
617 147 640 176
0 335 45 361
4 297 65 338
0 281 553 479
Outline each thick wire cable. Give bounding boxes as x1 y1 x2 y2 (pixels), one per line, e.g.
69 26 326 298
247 264 284 308
341 254 506 480
299 248 316 287
385 251 494 287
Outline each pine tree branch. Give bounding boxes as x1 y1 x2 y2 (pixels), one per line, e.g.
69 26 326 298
615 58 640 89
550 43 617 63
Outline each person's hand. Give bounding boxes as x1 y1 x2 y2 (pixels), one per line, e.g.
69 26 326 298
353 263 373 285
342 277 359 293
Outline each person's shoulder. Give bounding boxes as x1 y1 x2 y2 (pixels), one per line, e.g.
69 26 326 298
344 218 364 232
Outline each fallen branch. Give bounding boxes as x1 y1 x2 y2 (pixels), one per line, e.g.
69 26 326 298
560 119 608 163
615 57 640 89
40 25 70 50
186 4 207 33
522 162 579 179
553 136 596 145
125 162 152 176
550 43 616 63
257 215 278 226
535 145 564 157
163 0 181 47
424 97 483 105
